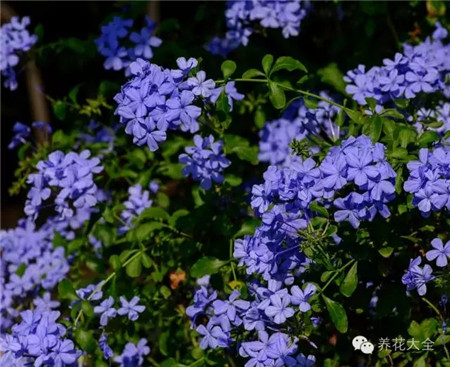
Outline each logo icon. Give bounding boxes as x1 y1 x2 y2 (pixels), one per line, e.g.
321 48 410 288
352 336 374 354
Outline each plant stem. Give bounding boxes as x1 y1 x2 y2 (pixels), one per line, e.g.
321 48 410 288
229 239 238 282
320 259 356 294
216 78 350 112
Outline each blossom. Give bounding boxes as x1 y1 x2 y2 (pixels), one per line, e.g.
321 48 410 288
0 16 38 90
345 23 450 105
426 238 450 267
114 339 150 366
117 296 145 321
290 284 316 312
179 135 231 190
94 296 117 326
24 150 103 221
95 16 161 73
206 0 307 56
8 122 30 149
264 294 294 324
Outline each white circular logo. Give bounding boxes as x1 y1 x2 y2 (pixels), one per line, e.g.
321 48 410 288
352 336 368 350
360 342 375 354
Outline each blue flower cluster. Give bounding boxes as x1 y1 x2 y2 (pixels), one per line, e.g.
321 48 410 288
114 58 204 151
94 295 145 326
119 184 153 234
0 309 80 366
404 146 450 217
207 0 307 57
402 257 435 296
9 121 53 149
95 16 162 73
402 236 449 296
179 135 231 190
259 92 341 166
187 278 317 366
0 16 38 90
0 220 69 332
114 57 244 152
25 150 103 220
345 23 449 105
254 135 396 233
188 136 396 365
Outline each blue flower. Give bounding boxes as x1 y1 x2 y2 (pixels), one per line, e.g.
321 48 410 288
290 283 316 312
196 322 230 350
8 122 30 149
179 135 231 190
129 17 162 59
426 238 450 267
117 296 145 321
94 296 117 326
207 0 307 56
264 293 294 324
114 338 150 366
345 23 450 105
99 334 114 360
1 16 38 90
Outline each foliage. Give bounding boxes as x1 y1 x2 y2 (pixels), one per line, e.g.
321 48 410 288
1 1 450 367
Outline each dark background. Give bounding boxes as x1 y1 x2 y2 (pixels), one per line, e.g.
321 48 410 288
1 1 428 228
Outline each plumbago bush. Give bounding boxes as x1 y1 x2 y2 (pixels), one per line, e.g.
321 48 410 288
1 2 450 367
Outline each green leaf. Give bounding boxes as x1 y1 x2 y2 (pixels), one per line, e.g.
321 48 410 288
322 295 348 333
233 219 260 238
271 56 307 74
141 253 153 268
119 249 138 263
34 23 44 41
126 254 142 278
160 285 172 299
74 329 96 353
254 107 266 129
268 82 286 109
224 134 250 149
393 99 409 109
242 68 265 79
58 279 77 300
262 54 274 75
365 97 377 112
68 85 80 104
317 63 347 94
398 127 417 148
407 318 438 340
339 262 358 297
378 246 394 258
131 222 164 242
224 174 243 187
303 98 319 110
109 255 121 271
221 60 237 79
231 145 259 165
418 131 440 146
309 201 329 218
345 109 363 124
321 271 334 283
191 257 227 278
53 101 66 120
159 331 170 356
380 109 404 120
81 300 94 318
139 207 170 222
368 115 382 142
